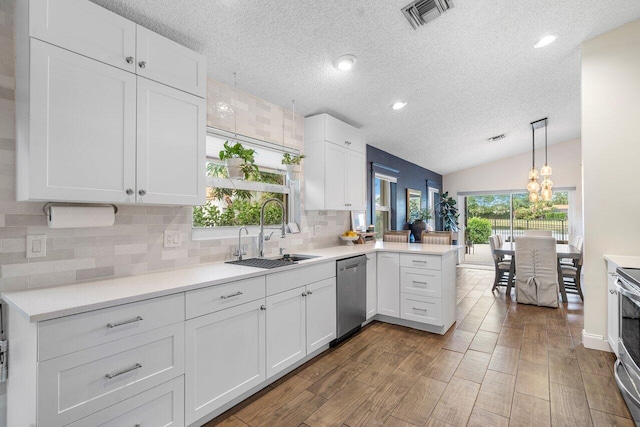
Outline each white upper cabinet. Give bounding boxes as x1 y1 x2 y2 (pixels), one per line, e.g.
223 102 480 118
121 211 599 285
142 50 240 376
304 114 366 211
27 39 137 203
16 0 206 205
136 78 206 205
136 26 207 98
29 0 137 72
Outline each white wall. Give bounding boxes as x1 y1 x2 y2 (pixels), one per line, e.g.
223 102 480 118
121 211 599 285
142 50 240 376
582 19 640 345
443 138 583 238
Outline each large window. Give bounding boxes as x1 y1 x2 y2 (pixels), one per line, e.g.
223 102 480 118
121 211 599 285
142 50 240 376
193 130 299 230
374 173 396 239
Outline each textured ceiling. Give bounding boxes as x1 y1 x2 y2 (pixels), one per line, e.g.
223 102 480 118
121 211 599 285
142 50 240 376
91 0 640 174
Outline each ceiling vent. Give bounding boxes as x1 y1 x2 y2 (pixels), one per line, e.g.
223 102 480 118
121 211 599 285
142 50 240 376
402 0 454 30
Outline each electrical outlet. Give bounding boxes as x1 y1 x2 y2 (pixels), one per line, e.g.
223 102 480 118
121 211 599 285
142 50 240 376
163 230 181 248
26 235 46 258
314 225 321 235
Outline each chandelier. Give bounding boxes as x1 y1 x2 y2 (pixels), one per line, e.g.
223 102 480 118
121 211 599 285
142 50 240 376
527 118 553 202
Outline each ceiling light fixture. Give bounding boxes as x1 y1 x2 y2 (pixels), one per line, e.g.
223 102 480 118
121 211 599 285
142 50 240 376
391 101 407 110
538 117 553 201
333 54 357 71
527 121 540 202
534 34 557 48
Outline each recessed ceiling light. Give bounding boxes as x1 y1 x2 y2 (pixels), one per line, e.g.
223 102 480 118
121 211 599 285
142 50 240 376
333 54 357 71
391 101 407 110
534 34 557 48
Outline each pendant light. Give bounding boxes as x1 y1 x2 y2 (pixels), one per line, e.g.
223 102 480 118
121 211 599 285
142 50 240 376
539 118 554 201
527 123 540 202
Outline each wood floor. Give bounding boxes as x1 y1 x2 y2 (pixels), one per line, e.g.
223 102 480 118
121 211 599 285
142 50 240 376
205 267 631 427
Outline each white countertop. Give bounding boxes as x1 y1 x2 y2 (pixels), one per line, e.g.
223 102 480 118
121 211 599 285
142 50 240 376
604 254 640 269
1 242 460 322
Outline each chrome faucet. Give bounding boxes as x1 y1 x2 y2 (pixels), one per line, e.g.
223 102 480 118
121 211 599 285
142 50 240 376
259 198 286 258
235 226 248 261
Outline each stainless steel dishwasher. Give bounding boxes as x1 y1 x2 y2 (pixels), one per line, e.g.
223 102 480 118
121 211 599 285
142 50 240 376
336 255 367 341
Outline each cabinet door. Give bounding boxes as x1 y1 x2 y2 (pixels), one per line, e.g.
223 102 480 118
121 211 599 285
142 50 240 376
28 39 137 203
136 26 207 97
136 78 206 205
266 287 306 378
366 255 377 319
185 300 265 426
324 143 347 210
608 264 620 356
306 278 336 353
346 150 366 210
29 0 136 72
377 253 400 317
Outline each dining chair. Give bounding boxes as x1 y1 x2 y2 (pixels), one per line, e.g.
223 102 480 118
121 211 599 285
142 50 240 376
523 230 553 237
420 230 452 245
383 230 410 243
489 235 514 294
561 249 584 300
514 236 559 307
561 236 583 267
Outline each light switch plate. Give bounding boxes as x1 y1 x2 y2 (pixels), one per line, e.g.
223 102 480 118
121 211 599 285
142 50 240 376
26 235 46 258
164 230 181 248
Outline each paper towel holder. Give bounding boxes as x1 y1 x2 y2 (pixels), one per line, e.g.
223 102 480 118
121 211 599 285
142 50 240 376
42 202 119 221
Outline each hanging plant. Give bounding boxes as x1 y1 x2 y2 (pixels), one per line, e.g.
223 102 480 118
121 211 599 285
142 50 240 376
282 153 305 180
218 141 259 180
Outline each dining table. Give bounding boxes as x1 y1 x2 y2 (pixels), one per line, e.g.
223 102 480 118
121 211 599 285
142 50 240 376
494 242 582 302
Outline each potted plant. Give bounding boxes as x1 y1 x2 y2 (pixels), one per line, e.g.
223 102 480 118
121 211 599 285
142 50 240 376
281 153 305 180
438 191 460 243
219 141 258 180
410 208 433 242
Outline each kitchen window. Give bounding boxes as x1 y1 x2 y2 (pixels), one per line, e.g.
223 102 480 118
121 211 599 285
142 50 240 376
375 173 396 239
192 129 300 238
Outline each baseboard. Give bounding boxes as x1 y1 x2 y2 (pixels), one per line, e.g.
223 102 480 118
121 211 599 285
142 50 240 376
582 329 613 352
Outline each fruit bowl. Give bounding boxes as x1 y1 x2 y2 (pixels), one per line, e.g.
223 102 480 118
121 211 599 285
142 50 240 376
340 235 360 245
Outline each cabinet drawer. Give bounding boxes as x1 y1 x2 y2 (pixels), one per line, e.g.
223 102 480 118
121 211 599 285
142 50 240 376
401 267 442 298
29 0 137 72
266 262 335 295
38 293 184 361
136 26 206 97
400 293 442 326
38 323 184 427
186 276 266 319
400 253 442 271
66 376 184 427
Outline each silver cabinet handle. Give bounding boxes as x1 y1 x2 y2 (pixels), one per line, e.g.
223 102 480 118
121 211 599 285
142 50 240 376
105 362 142 379
307 290 313 295
412 281 428 285
260 305 266 310
126 188 134 195
126 56 134 64
107 316 143 328
412 307 428 312
221 291 243 299
412 260 427 264
610 289 617 294
302 292 308 297
138 189 146 196
138 61 147 69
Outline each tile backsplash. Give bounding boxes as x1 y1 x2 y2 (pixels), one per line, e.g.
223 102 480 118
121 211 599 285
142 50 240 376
0 0 349 293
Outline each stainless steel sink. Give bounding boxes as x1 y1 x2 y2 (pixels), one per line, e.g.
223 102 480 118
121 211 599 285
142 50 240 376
225 254 319 269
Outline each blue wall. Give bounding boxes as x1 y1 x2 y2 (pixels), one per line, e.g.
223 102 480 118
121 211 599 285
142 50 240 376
366 145 443 231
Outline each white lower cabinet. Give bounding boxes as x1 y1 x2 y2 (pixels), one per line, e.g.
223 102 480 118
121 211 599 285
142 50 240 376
67 376 184 427
377 252 400 317
306 278 337 353
607 260 620 356
400 294 442 326
185 299 266 426
366 255 377 319
38 323 184 427
266 287 307 378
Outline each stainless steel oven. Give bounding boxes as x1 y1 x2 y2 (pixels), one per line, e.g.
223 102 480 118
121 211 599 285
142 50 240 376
615 268 640 425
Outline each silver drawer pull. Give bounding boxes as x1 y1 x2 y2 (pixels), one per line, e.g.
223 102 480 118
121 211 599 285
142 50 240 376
413 281 428 285
412 260 427 264
412 307 428 312
220 291 243 299
107 316 143 328
105 362 142 379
